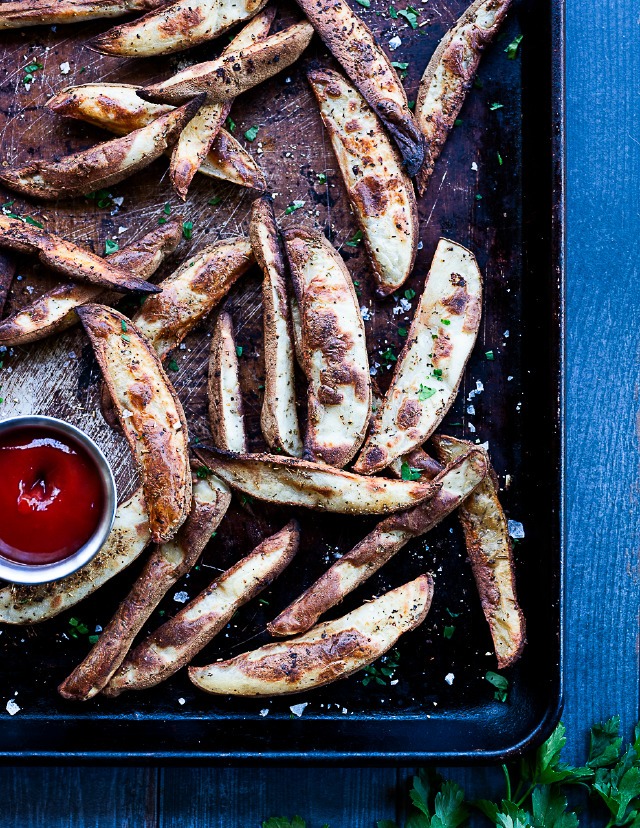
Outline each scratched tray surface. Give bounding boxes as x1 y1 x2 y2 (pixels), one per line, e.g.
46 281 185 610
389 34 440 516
0 0 561 761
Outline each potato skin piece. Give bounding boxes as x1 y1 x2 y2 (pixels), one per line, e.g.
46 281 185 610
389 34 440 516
308 67 418 296
208 311 247 453
250 196 303 457
195 447 441 515
46 83 267 191
0 488 150 625
189 574 433 696
104 521 299 695
91 0 269 57
293 0 424 176
415 0 511 195
0 96 205 201
433 435 525 668
132 237 254 360
77 304 192 543
269 449 486 636
0 0 166 29
58 473 231 701
285 228 371 468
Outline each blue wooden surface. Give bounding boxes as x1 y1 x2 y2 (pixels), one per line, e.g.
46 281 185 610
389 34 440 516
2 0 640 823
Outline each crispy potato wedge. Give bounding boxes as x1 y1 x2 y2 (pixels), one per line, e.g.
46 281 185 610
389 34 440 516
293 0 424 176
269 449 486 636
78 304 191 543
132 237 254 360
195 447 440 514
0 215 159 296
46 83 266 190
208 311 247 453
0 0 166 29
388 446 443 481
190 574 433 696
0 96 204 201
104 521 299 695
415 0 512 195
140 22 314 105
0 219 182 347
433 435 525 668
285 228 371 467
170 8 275 199
0 252 16 318
308 68 418 296
92 0 269 56
58 473 231 701
354 239 482 474
250 197 302 457
0 488 150 625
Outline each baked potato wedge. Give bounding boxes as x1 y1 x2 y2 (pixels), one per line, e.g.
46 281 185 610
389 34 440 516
208 311 247 453
269 448 486 636
190 573 433 696
0 488 150 625
354 238 482 474
293 0 424 176
91 0 269 56
77 304 191 543
132 237 254 360
285 228 371 468
58 473 231 701
308 68 418 296
170 8 275 199
0 96 205 201
250 196 302 457
140 22 314 105
0 0 166 28
46 83 267 191
104 521 299 696
0 219 182 347
433 434 525 668
194 447 440 515
0 215 159 296
415 0 512 195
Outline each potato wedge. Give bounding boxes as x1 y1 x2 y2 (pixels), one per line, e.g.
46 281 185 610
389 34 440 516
46 83 266 191
208 311 247 453
0 215 160 296
104 521 299 695
250 196 302 457
190 574 433 696
354 239 482 474
0 0 166 29
91 0 269 56
293 0 424 176
78 304 191 543
194 447 440 515
0 488 150 625
415 0 512 195
0 96 205 201
308 68 418 296
0 218 182 347
140 22 314 105
433 435 525 668
0 252 16 318
269 449 486 636
170 8 275 199
58 473 231 701
133 237 254 360
285 228 371 467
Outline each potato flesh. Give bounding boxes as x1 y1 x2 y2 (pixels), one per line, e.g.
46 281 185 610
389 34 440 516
208 312 247 453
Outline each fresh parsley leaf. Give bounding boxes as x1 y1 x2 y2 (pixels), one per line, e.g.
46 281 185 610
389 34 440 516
486 350 495 360
285 200 305 215
225 116 236 132
432 780 468 828
392 61 409 69
316 172 327 184
345 230 363 246
404 288 416 300
262 818 307 828
531 786 578 828
398 326 408 337
401 462 421 481
505 34 523 59
104 239 118 255
443 626 455 639
485 670 509 702
196 466 213 479
588 716 623 769
168 359 179 372
244 125 259 142
418 384 436 401
236 345 243 358
163 203 171 215
490 102 504 110
381 347 397 364
389 4 398 17
183 220 194 240
494 801 531 828
24 216 43 228
355 0 370 7
398 7 418 27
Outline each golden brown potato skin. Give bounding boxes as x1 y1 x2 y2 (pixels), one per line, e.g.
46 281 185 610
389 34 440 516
293 0 424 176
78 304 192 543
0 96 204 200
207 311 247 453
415 0 512 195
0 0 166 29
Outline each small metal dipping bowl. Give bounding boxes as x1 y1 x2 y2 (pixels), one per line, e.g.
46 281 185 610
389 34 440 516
0 416 116 585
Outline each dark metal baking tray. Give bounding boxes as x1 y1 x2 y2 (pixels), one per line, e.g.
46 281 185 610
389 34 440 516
0 0 563 763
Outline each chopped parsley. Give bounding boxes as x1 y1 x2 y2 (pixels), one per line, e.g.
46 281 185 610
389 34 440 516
345 230 363 247
196 466 213 479
475 193 483 200
443 625 455 639
418 384 436 401
316 172 327 184
355 0 370 7
244 125 259 142
225 116 236 132
397 6 418 28
381 347 397 365
208 196 222 206
362 649 399 686
121 334 130 343
389 4 398 17
23 61 43 86
485 670 509 702
454 118 463 126
408 100 415 110
440 318 450 325
398 326 407 337
86 189 116 209
391 61 409 70
433 368 443 379
485 350 495 360
168 359 179 372
404 288 416 300
284 200 305 215
489 101 504 111
505 33 523 59
497 151 503 166
182 220 193 240
104 238 118 255
236 345 243 358
400 462 421 481
121 320 127 333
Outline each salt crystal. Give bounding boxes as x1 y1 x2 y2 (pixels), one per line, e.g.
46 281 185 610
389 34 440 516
173 591 189 603
467 405 475 415
445 673 454 685
289 702 308 717
260 708 269 717
471 161 478 171
178 697 186 705
6 699 20 716
388 36 402 50
60 62 70 74
468 423 476 433
508 520 525 539
360 306 372 321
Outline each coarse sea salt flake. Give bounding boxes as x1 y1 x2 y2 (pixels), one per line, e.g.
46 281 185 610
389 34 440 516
6 699 20 716
445 673 454 685
289 702 308 717
173 591 189 604
389 36 402 50
508 520 525 539
60 62 70 74
260 708 269 717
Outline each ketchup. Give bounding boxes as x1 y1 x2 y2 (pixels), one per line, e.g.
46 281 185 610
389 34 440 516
0 426 105 565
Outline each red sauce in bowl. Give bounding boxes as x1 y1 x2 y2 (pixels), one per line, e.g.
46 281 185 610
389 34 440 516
0 426 105 565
